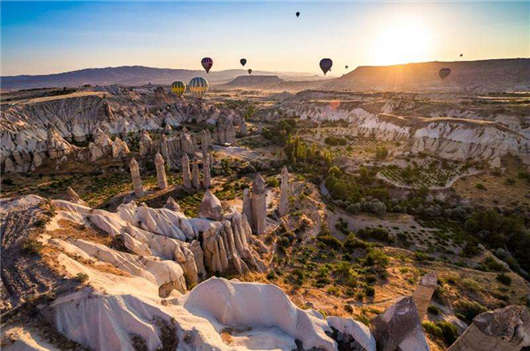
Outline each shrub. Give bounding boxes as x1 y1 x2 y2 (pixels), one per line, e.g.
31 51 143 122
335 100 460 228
364 286 375 297
357 228 390 242
436 321 459 346
364 248 389 268
22 239 43 256
343 233 368 250
496 273 511 286
454 300 487 323
324 136 347 146
475 183 487 190
427 305 440 316
317 234 343 250
75 273 89 283
482 256 507 272
422 321 442 338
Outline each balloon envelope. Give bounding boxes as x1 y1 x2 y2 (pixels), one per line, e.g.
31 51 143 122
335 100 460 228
320 58 333 75
171 81 186 96
296 11 300 17
189 77 209 98
248 69 252 75
345 65 349 69
240 58 247 66
439 68 451 79
201 57 213 73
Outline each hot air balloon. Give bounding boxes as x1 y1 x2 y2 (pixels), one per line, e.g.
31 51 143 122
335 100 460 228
170 81 186 97
460 53 463 57
201 57 213 73
439 68 451 80
345 65 349 69
248 69 252 75
189 77 209 98
296 11 300 17
240 58 247 66
319 58 333 75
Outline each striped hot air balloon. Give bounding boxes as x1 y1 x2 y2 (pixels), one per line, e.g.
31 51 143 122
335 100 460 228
171 81 186 96
188 77 209 98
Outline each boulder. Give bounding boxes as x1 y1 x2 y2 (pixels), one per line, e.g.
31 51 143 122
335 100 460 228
199 190 223 221
372 296 429 351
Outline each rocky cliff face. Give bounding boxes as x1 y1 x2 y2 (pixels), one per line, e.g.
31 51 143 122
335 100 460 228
280 102 530 166
0 88 241 173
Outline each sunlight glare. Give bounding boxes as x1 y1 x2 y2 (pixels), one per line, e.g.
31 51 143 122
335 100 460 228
372 16 431 65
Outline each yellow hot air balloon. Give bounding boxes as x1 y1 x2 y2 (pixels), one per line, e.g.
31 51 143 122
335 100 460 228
188 77 209 98
171 81 186 96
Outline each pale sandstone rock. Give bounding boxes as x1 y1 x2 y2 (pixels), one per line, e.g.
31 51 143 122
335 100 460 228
154 153 168 190
181 154 192 189
372 296 429 351
202 152 211 188
191 161 201 190
139 131 153 156
279 166 289 217
129 158 144 197
111 137 129 158
164 196 181 212
448 305 530 351
199 190 223 221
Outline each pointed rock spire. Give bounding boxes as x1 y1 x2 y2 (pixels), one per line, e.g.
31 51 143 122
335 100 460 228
155 152 168 190
129 158 144 197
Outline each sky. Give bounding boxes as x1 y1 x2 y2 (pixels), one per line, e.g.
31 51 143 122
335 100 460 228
1 1 529 76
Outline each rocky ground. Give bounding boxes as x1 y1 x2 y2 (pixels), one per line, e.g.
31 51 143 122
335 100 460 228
1 85 529 351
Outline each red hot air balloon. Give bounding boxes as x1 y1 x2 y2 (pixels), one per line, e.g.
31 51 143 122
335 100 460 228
248 69 252 75
201 57 213 73
319 58 333 75
240 58 247 66
439 68 451 79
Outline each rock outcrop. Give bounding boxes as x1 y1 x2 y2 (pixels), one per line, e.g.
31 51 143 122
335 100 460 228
0 90 242 173
448 305 530 351
203 153 211 188
154 153 168 190
181 154 192 190
244 174 267 234
139 130 153 156
281 102 530 166
372 296 429 351
191 161 201 190
199 190 223 221
279 166 289 216
412 272 437 321
129 158 144 197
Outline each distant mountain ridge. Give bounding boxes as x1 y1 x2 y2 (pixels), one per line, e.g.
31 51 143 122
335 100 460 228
325 58 530 92
0 65 315 90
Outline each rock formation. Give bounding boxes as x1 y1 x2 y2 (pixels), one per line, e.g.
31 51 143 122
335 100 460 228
181 154 192 189
201 129 210 154
240 120 248 136
279 166 289 216
139 130 153 156
180 131 194 154
243 174 267 234
191 161 201 190
203 153 211 188
199 190 223 221
154 153 168 190
129 158 144 197
448 305 530 351
164 196 181 212
412 272 437 320
372 296 429 351
216 115 236 145
111 137 129 158
65 187 87 206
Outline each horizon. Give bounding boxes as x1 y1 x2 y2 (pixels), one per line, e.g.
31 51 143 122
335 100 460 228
1 1 529 76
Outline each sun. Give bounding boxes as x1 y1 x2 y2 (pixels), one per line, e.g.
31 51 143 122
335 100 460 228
371 16 431 66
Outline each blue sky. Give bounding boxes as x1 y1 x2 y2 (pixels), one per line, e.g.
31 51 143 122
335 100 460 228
1 1 529 76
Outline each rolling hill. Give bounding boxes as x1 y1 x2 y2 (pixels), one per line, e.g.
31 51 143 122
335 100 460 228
324 58 530 92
